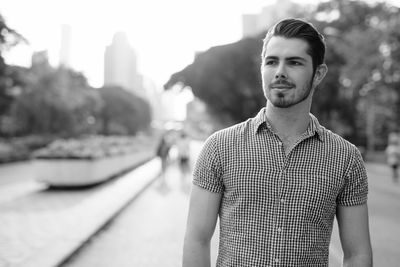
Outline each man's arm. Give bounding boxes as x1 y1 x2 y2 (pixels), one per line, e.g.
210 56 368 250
336 203 373 267
183 184 222 267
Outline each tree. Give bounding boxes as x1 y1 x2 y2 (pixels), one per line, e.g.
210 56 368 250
165 38 264 126
312 0 400 147
0 14 27 136
97 86 151 135
11 66 103 136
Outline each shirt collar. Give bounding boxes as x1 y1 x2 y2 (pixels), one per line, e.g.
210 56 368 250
253 108 325 142
252 108 268 134
308 113 325 142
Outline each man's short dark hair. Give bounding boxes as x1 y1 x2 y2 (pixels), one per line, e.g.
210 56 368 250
261 18 326 73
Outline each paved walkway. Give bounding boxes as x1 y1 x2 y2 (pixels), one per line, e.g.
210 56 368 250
0 156 161 267
61 146 219 267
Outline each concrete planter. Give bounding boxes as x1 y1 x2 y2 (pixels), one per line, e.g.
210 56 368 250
34 150 155 187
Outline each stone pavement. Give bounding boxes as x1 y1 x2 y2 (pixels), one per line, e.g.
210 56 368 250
60 155 219 267
0 157 161 267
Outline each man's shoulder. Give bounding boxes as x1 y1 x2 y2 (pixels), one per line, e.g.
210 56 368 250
209 118 255 141
319 126 359 153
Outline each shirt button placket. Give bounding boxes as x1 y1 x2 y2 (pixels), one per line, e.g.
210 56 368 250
278 168 286 199
274 142 286 267
277 166 285 267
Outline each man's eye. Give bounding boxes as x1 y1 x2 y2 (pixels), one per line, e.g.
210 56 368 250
265 60 276 65
289 61 302 66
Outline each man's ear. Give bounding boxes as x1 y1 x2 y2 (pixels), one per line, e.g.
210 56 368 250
313 64 328 87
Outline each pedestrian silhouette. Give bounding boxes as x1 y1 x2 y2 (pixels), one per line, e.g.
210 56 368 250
386 132 400 183
156 132 172 182
176 131 191 181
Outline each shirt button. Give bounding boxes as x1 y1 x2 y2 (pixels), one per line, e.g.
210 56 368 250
280 198 285 203
277 227 282 232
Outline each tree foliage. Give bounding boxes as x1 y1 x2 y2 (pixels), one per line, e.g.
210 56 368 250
165 38 264 126
0 14 27 130
12 67 153 137
312 0 400 146
11 67 103 136
97 86 152 135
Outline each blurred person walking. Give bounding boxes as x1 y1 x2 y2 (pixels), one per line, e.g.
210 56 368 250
386 132 400 182
156 132 172 182
177 131 191 179
183 18 372 267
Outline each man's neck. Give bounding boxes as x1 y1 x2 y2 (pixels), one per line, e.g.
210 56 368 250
265 101 311 142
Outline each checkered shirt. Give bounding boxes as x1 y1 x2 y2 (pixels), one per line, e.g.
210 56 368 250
193 108 368 267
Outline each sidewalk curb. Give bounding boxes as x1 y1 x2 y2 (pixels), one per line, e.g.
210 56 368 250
13 158 161 267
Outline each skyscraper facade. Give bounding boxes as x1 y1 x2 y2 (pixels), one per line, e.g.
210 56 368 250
104 32 144 96
59 24 72 67
242 0 301 38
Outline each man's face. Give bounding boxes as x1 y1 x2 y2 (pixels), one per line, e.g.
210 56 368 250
261 36 321 108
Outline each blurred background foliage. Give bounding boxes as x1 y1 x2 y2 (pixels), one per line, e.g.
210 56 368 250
98 86 152 136
165 0 400 151
0 14 152 162
0 0 400 162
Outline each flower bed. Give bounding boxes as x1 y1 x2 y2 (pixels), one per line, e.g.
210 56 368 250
33 135 157 187
0 135 54 164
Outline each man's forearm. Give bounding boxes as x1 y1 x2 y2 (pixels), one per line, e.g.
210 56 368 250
343 254 373 267
183 239 211 267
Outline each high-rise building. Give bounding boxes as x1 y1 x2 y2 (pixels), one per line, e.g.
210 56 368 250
242 0 300 38
59 24 72 67
242 14 260 38
104 32 144 96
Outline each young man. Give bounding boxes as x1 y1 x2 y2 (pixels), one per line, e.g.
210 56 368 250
183 18 372 266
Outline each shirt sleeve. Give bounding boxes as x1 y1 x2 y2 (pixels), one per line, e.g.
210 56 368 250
192 133 224 193
337 146 368 206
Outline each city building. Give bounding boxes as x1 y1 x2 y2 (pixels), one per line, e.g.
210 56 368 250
31 50 52 74
242 0 300 38
59 24 72 68
103 32 144 96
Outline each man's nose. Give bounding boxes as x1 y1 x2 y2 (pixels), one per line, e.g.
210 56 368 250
275 64 287 79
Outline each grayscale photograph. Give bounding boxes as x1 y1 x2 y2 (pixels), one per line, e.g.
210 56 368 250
0 0 399 266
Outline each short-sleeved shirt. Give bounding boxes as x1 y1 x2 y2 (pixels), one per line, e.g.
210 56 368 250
193 108 368 267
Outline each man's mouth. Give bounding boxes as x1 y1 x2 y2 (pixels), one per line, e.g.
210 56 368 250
270 85 294 90
269 81 295 89
271 86 293 89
